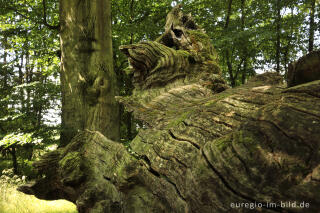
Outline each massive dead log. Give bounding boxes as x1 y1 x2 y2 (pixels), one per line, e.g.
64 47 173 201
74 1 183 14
18 6 320 213
287 50 320 87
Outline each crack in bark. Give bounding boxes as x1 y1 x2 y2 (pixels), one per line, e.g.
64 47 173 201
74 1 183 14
201 150 284 213
103 175 111 181
168 130 200 150
230 96 265 106
260 131 284 169
311 177 320 182
140 155 187 203
205 109 254 122
182 121 222 138
233 112 255 121
283 90 320 99
230 141 251 177
211 118 234 128
284 104 320 119
152 146 188 168
258 119 317 169
147 99 167 109
259 120 313 151
167 91 191 102
221 100 256 110
140 155 161 177
161 174 187 202
251 90 274 95
192 110 238 129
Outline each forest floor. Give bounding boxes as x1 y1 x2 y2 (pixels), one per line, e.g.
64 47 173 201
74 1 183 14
0 160 78 213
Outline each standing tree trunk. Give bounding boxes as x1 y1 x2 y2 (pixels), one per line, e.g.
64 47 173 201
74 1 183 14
1 36 9 115
59 0 119 146
240 0 248 85
283 8 295 81
308 0 316 52
224 0 235 87
275 0 281 73
2 36 8 89
10 146 18 174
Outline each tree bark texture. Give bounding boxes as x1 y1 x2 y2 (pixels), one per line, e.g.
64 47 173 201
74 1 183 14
308 0 316 53
287 50 320 87
275 0 281 73
19 6 320 213
59 0 119 146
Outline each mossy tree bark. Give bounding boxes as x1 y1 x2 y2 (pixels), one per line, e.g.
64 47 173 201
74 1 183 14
59 0 119 146
19 6 320 213
19 74 320 213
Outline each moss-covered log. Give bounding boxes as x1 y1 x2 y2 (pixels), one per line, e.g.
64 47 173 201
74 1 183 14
287 50 320 87
18 6 320 213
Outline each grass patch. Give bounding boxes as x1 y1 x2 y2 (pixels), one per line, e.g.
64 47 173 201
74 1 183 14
0 183 77 213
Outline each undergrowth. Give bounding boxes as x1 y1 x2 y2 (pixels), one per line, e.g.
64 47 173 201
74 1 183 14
0 168 77 213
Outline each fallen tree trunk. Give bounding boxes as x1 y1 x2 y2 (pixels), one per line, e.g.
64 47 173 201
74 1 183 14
19 75 320 212
18 6 320 213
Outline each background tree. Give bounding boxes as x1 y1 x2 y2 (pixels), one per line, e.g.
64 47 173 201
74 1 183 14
308 0 316 52
0 0 60 174
59 0 119 146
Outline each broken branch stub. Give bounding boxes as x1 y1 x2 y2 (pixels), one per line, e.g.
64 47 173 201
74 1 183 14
119 5 224 92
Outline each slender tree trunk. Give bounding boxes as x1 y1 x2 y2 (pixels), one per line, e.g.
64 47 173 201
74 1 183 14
59 0 119 146
126 0 135 139
240 0 247 84
283 8 294 80
226 51 235 87
275 0 281 73
241 59 247 84
224 0 235 87
24 45 34 112
1 36 9 121
18 54 25 111
3 36 8 89
10 146 18 174
308 0 316 52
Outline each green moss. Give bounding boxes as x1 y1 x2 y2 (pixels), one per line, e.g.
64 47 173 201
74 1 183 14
233 130 259 154
215 135 232 151
214 129 258 152
176 50 191 58
204 92 232 107
167 111 192 128
58 151 84 184
186 30 210 45
59 152 80 168
237 130 255 144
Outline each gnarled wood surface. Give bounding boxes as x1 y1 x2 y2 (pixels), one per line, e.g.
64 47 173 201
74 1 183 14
18 6 320 213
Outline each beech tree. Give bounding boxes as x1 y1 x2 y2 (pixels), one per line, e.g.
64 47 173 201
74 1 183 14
59 0 119 146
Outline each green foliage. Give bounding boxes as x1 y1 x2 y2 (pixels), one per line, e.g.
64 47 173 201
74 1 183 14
0 132 40 148
0 0 60 176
